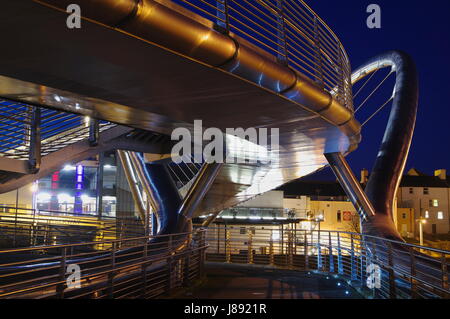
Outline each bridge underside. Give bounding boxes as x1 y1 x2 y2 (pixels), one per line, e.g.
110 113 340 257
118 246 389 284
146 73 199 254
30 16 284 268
0 1 356 218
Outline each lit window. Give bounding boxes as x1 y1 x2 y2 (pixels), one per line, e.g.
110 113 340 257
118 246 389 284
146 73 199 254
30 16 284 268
423 188 429 195
437 212 444 220
425 211 430 219
432 199 439 207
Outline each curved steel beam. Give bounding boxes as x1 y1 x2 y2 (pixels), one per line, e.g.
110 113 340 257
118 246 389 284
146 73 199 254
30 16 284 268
127 152 182 236
352 51 419 240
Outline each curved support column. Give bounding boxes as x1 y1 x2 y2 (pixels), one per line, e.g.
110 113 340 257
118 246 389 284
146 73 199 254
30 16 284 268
352 51 419 240
177 162 223 232
127 152 182 235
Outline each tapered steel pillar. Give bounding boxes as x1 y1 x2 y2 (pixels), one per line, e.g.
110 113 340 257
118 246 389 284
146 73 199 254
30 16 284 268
352 51 419 240
127 152 182 236
117 150 147 222
177 162 223 231
325 152 375 221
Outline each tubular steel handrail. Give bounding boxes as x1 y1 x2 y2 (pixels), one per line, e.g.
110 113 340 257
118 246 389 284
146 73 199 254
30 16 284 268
0 206 146 249
173 0 353 110
0 229 207 299
204 227 450 299
0 98 115 164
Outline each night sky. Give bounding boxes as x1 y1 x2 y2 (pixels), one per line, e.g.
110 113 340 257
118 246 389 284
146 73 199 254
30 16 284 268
307 0 450 179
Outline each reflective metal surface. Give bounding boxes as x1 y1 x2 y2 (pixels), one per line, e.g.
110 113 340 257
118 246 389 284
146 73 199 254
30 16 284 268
0 1 360 217
351 51 419 240
205 227 450 299
325 152 375 221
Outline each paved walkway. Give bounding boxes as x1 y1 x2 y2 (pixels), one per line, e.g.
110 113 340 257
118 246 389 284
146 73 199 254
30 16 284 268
182 262 363 299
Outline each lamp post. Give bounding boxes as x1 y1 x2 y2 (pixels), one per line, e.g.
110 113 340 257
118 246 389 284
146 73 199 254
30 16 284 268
416 217 427 246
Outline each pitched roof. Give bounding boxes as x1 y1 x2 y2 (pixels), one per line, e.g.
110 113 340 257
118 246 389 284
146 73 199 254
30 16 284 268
400 175 449 188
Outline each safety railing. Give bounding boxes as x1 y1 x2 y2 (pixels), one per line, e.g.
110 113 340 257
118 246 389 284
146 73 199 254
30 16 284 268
0 230 207 299
0 206 145 249
205 227 450 299
0 98 115 167
173 0 353 110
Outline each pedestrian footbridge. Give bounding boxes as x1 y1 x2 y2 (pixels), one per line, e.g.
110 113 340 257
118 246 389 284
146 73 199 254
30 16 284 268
0 0 431 299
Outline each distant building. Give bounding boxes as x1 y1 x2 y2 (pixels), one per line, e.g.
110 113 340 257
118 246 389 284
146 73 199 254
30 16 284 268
397 168 450 236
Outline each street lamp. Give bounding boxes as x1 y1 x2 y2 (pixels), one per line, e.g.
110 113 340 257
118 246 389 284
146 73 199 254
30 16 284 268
416 217 427 246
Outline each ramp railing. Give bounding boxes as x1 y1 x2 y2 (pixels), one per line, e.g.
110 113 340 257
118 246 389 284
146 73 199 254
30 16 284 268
0 230 207 299
205 227 450 299
173 0 352 109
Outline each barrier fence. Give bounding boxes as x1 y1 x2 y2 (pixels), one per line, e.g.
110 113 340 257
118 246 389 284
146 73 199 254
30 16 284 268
173 0 353 110
0 230 206 299
205 227 450 299
0 206 145 249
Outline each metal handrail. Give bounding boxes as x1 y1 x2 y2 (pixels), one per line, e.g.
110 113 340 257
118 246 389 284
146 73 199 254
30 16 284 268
0 230 207 299
204 227 450 299
173 0 353 110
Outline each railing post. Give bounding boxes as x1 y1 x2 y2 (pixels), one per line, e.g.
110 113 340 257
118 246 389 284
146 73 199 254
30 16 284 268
317 230 322 271
409 247 418 298
183 251 191 287
141 241 148 298
88 118 99 146
225 230 231 263
199 231 206 278
108 242 116 298
57 247 67 298
328 232 334 273
288 230 294 269
441 253 449 291
312 17 325 88
304 232 309 270
269 239 274 266
247 230 253 264
337 232 343 274
28 106 41 173
275 0 289 66
166 235 173 293
350 234 357 280
387 242 397 299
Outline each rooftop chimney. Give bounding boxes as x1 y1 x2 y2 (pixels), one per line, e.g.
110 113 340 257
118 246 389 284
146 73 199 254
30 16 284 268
434 169 447 180
360 169 369 184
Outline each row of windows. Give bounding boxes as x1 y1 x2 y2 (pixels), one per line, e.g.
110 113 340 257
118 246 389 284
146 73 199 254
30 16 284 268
424 211 445 220
409 187 430 195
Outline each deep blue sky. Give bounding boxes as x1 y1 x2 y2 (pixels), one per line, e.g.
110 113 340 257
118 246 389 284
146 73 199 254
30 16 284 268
308 0 450 179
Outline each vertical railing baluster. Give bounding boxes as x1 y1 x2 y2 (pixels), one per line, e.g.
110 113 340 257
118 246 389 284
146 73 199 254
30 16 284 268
441 253 448 291
304 232 309 270
226 230 231 263
317 229 322 271
247 229 253 264
387 242 396 299
328 232 334 273
337 232 343 274
108 242 116 298
409 247 418 298
350 234 356 280
28 106 41 173
57 247 67 299
88 118 99 146
313 17 325 89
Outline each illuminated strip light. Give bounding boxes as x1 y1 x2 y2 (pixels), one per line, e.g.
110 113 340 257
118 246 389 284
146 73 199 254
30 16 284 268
74 165 84 214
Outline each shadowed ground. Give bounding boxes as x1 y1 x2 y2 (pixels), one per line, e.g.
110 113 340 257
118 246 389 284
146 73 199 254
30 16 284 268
181 263 363 299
